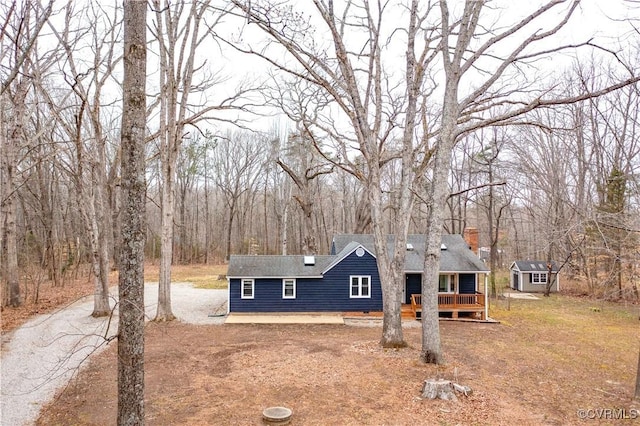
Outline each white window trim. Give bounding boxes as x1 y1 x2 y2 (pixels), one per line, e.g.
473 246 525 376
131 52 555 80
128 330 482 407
282 278 296 299
531 272 548 284
241 278 255 299
438 274 455 293
350 275 371 298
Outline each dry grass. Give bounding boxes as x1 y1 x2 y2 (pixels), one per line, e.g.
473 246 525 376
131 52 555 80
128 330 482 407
143 263 228 289
5 263 640 424
36 285 640 425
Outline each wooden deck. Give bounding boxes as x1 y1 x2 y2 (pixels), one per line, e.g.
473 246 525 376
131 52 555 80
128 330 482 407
345 293 486 321
411 293 486 320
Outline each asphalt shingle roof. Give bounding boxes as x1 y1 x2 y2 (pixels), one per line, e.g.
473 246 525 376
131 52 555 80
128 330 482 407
228 234 489 278
227 255 334 278
512 260 559 272
331 234 489 272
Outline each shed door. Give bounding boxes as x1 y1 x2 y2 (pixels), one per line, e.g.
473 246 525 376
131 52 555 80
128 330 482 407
512 273 519 290
459 274 475 294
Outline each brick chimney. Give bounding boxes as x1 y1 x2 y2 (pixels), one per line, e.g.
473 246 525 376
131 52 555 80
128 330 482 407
463 227 479 254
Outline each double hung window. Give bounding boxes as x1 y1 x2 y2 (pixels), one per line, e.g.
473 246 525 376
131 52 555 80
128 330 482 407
241 279 254 299
350 275 371 298
283 278 296 298
531 273 547 284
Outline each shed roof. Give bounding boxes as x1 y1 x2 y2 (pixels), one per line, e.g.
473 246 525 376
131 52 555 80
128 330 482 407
511 260 559 272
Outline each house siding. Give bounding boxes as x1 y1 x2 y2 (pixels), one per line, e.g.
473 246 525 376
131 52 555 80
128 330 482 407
229 250 382 312
519 272 559 292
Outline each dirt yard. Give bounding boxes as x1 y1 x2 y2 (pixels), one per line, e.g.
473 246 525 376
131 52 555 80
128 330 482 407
35 295 638 425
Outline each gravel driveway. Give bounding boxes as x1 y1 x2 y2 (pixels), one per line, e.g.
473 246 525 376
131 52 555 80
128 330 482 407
0 283 227 426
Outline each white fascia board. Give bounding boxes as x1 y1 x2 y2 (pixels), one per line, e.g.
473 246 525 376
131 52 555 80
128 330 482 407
227 275 323 279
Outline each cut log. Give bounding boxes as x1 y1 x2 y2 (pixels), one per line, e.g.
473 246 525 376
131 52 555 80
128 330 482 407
422 379 458 401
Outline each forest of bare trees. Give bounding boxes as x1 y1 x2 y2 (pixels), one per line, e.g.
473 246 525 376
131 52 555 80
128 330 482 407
2 0 640 318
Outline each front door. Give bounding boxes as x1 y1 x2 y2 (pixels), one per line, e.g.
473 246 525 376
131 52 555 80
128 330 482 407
405 274 422 304
459 274 475 294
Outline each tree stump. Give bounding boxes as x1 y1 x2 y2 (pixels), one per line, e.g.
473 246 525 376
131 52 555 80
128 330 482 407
422 379 458 401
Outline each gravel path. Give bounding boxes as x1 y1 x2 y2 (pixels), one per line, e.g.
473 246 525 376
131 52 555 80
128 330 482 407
0 283 227 426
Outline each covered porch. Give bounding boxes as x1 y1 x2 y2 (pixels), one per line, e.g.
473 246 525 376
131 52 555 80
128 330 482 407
406 272 488 320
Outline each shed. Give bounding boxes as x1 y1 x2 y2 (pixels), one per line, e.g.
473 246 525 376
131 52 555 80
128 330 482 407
510 260 559 292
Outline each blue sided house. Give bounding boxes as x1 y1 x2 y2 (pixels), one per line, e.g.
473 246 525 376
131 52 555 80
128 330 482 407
227 234 490 319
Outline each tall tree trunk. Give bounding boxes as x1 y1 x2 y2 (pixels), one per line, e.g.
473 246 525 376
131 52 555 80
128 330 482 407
635 349 640 401
86 195 110 317
225 201 235 261
281 194 289 255
3 146 21 308
301 203 317 255
93 148 112 316
157 174 176 320
488 159 496 296
420 64 458 367
369 172 407 348
353 189 371 234
2 77 29 307
118 0 147 422
421 0 483 365
204 162 210 264
420 138 452 364
36 159 61 287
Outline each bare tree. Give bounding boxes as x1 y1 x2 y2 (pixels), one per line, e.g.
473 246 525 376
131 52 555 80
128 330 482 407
229 0 438 348
118 0 146 422
175 134 209 263
1 0 53 307
228 0 640 355
276 127 334 255
149 0 253 320
471 129 509 294
44 1 123 317
420 0 640 364
150 0 209 321
211 130 266 260
0 0 52 95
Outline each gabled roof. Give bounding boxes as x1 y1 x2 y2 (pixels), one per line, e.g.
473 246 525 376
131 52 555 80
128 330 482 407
322 242 375 274
332 234 489 273
228 234 488 278
227 255 333 278
511 260 559 273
